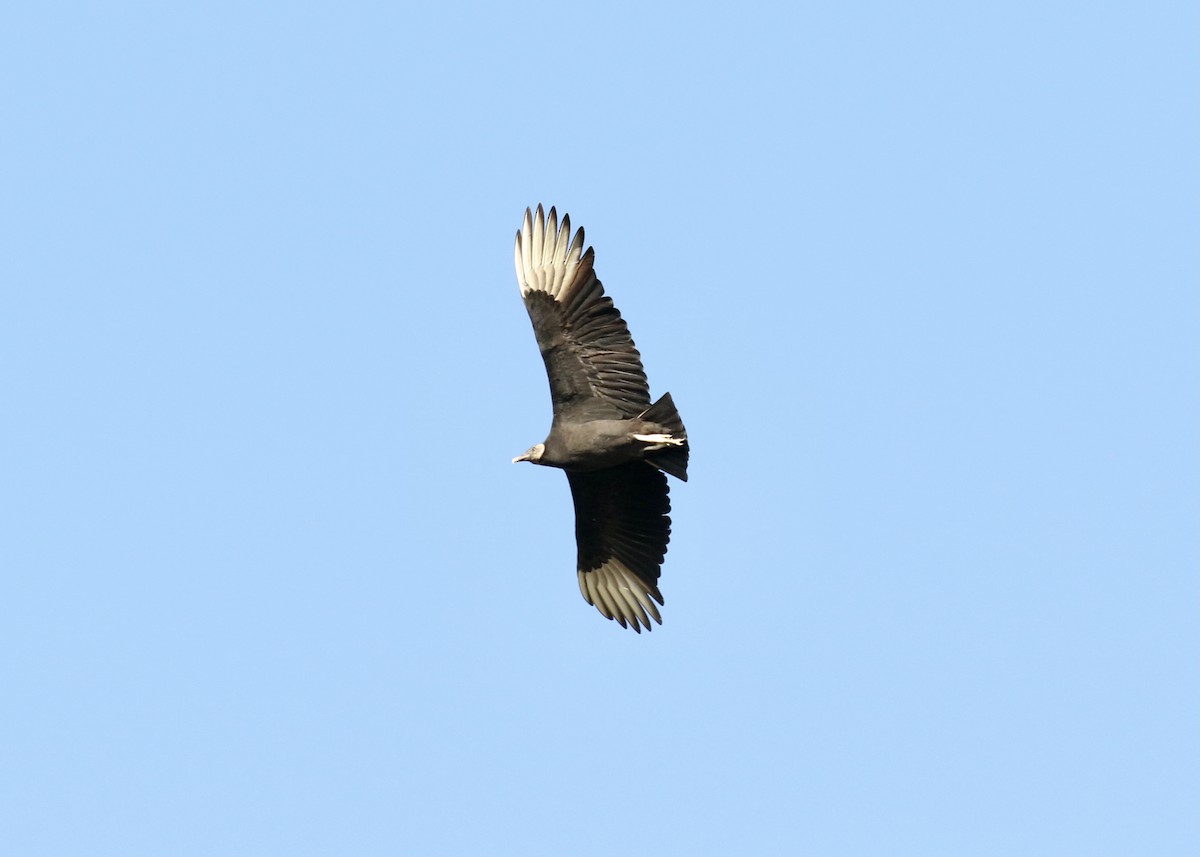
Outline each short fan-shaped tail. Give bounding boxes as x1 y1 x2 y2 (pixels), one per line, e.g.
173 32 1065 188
639 393 689 482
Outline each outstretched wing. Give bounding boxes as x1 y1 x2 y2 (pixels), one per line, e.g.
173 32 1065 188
566 463 671 632
515 205 651 419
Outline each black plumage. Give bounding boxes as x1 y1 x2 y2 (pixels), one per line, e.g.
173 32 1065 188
512 205 689 632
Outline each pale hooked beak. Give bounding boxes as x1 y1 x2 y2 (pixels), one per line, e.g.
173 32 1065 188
513 443 542 464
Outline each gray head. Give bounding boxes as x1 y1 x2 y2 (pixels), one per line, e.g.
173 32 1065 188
512 443 545 464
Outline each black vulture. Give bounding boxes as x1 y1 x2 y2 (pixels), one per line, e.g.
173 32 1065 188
512 205 689 632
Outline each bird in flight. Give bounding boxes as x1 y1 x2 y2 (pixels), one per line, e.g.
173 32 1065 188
512 204 689 632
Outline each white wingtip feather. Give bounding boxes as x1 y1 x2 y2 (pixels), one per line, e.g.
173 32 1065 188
589 573 618 621
617 565 660 625
611 572 650 631
513 205 595 301
530 204 546 291
518 208 534 295
513 233 523 289
578 563 663 632
543 206 558 268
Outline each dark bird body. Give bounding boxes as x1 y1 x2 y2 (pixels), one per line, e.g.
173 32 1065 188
512 205 688 632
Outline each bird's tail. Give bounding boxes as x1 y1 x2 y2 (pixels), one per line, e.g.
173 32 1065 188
639 393 689 482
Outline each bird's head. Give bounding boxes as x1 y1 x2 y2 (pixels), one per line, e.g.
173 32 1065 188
512 443 545 464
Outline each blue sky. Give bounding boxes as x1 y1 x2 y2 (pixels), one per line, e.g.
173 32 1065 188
2 2 1197 855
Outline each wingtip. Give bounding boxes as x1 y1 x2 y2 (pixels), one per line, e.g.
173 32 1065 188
578 564 665 633
515 204 597 301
